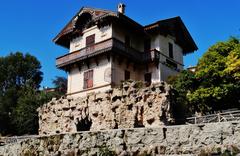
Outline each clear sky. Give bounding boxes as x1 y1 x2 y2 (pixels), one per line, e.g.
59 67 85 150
0 0 239 87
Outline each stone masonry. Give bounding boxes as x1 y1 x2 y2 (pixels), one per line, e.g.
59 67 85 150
0 121 240 155
38 81 174 135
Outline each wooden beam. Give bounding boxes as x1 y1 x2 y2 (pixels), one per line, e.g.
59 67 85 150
77 63 82 71
95 57 99 66
84 59 90 69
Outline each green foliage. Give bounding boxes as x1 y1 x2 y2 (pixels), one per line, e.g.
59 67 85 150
167 70 197 120
169 37 240 115
12 87 56 135
99 147 117 156
0 52 55 135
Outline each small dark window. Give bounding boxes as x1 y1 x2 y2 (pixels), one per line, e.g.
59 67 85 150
124 70 130 80
125 36 130 47
144 39 151 52
83 70 93 89
144 73 152 84
86 34 95 47
168 43 173 59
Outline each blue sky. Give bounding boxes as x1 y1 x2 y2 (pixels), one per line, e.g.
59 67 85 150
0 0 239 87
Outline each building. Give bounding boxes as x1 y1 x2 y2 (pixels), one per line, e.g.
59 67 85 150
54 4 198 97
187 66 197 73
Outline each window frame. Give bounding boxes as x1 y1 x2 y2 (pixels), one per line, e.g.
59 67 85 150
83 69 94 89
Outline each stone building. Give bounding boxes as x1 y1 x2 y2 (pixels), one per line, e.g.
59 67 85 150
54 3 198 97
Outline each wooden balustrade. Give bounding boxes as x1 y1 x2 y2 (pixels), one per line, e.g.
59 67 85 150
56 38 160 68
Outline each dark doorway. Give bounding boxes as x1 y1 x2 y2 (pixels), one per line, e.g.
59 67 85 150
76 117 92 131
144 73 152 85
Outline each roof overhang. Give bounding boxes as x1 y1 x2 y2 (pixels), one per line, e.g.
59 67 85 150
53 7 118 48
144 16 198 55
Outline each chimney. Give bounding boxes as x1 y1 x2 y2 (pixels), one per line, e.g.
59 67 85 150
117 3 126 14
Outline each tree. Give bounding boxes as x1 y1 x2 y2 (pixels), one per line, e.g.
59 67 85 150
0 52 43 135
12 87 55 135
52 76 67 95
167 70 197 121
188 37 240 112
169 37 240 115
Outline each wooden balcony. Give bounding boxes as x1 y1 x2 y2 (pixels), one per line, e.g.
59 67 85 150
56 38 160 68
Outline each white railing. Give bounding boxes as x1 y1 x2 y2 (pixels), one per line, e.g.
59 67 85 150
186 109 240 124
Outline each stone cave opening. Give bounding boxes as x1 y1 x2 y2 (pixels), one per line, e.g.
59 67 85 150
76 117 92 131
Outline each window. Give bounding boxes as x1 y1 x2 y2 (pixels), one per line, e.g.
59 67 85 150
144 39 151 52
83 70 93 89
144 73 152 84
125 35 130 47
168 42 173 59
86 34 95 47
124 70 130 80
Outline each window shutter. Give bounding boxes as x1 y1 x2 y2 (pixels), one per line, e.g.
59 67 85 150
87 79 93 88
86 34 95 47
83 70 93 89
88 70 93 88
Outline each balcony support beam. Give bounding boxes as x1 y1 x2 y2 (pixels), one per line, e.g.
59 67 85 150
94 57 99 66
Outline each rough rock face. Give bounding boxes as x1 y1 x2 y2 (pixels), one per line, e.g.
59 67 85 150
38 81 174 135
0 122 240 156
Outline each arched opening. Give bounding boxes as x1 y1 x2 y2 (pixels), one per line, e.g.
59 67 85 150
76 117 92 131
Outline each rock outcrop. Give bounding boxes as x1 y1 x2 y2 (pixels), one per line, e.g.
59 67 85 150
38 81 174 135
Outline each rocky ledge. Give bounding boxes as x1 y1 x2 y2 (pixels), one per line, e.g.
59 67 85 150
38 81 174 135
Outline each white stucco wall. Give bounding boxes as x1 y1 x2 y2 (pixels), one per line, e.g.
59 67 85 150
111 61 160 86
159 63 179 81
147 63 161 83
158 35 183 65
67 56 112 97
66 24 186 97
112 24 144 52
112 61 142 86
150 34 183 66
150 34 184 77
70 25 113 52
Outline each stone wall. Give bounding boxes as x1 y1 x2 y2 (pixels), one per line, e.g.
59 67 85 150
0 121 240 155
38 81 174 135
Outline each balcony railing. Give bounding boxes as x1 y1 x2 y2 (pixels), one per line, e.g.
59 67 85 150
56 38 160 68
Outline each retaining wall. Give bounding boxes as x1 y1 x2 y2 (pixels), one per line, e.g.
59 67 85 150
0 121 240 155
